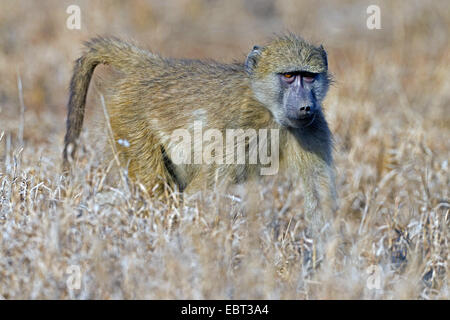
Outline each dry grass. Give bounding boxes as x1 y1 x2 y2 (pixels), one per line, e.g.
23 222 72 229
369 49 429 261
0 0 448 299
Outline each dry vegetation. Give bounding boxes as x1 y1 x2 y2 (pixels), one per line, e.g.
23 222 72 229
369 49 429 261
0 0 448 299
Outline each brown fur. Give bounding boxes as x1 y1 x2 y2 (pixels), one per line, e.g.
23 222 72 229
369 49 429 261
63 35 336 219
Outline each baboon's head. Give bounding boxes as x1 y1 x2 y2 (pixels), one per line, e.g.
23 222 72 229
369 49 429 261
245 34 330 129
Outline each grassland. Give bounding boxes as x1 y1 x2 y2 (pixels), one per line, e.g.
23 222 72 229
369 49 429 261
0 0 448 299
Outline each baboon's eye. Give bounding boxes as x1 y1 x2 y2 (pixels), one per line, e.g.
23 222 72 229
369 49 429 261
301 72 317 83
281 73 295 83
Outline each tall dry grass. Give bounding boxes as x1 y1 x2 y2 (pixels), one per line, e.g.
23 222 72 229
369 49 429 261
0 0 448 299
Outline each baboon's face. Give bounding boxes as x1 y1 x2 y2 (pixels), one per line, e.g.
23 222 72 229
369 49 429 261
245 35 330 129
276 70 328 128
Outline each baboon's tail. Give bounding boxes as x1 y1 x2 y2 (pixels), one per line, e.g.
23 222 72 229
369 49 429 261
62 37 150 171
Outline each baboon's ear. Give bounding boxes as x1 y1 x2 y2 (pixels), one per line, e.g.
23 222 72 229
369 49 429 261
319 45 328 68
245 45 262 75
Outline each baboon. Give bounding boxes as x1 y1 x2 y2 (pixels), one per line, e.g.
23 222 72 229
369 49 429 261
63 34 337 221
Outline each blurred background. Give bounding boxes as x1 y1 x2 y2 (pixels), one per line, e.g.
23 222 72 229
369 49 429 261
0 0 448 299
1 0 448 135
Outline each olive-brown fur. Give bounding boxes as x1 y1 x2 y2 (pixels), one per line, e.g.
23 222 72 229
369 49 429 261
63 35 336 220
